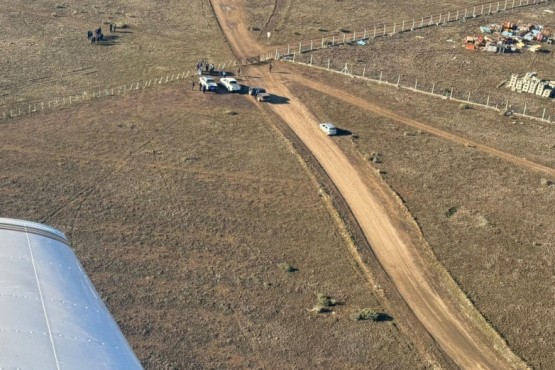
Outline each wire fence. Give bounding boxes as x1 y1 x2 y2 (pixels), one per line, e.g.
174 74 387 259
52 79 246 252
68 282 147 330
0 60 239 122
259 0 553 62
284 57 554 124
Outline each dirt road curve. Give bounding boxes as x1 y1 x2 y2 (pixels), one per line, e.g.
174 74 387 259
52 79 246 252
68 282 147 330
290 74 555 178
211 1 529 369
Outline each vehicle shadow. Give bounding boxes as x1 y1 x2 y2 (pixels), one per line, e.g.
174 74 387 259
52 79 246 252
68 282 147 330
268 94 289 104
335 128 352 136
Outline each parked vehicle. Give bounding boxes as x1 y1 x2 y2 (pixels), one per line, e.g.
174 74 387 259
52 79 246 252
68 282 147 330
199 76 218 92
257 93 271 102
248 87 266 97
220 77 241 92
319 123 337 136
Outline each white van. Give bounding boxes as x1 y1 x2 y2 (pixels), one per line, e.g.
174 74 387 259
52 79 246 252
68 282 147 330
319 123 337 136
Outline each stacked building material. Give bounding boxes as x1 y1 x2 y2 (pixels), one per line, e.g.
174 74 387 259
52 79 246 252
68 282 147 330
508 72 555 98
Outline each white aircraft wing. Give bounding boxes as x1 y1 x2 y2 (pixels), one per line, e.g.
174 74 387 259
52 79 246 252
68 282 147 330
0 218 142 369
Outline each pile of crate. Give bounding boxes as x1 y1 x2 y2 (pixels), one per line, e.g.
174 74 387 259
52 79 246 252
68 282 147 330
508 72 555 98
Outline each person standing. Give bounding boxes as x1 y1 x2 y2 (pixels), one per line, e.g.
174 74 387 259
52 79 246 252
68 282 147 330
269 63 273 73
192 80 195 91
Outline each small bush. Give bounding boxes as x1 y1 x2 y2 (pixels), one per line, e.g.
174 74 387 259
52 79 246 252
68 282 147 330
445 206 458 217
277 262 297 273
316 293 336 308
355 308 380 321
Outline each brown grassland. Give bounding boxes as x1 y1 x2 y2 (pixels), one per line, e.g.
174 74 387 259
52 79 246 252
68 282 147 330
0 0 435 368
2 0 555 368
0 83 428 369
296 5 555 115
288 64 555 368
0 0 232 107
244 0 548 44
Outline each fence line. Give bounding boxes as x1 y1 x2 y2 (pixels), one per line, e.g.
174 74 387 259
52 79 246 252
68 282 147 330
283 58 553 125
0 60 240 122
260 0 552 62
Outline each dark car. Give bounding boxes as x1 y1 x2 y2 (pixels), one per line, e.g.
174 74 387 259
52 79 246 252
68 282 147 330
248 87 266 97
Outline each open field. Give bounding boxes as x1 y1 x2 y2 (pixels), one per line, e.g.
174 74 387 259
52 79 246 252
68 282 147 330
244 0 551 44
0 0 233 108
3 0 555 368
294 5 555 113
287 64 555 368
0 84 429 369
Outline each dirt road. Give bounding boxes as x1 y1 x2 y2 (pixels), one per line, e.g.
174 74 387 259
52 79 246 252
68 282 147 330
211 0 529 369
289 74 555 177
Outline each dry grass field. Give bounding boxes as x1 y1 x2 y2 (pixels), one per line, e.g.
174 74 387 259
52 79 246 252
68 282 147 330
244 0 541 44
288 65 555 369
0 0 233 108
297 5 555 113
3 0 555 368
0 83 428 369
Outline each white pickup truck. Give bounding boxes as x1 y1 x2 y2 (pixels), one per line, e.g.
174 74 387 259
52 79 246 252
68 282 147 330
199 76 218 92
220 77 241 92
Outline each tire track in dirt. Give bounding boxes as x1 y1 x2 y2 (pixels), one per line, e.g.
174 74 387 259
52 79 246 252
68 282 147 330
258 0 291 40
37 112 178 230
210 0 530 368
1 144 303 187
287 73 555 177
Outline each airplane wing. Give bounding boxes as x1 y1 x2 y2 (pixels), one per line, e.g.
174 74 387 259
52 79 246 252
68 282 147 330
0 218 142 369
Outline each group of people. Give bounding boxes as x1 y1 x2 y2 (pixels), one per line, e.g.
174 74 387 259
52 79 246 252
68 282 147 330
87 23 117 44
87 27 104 44
196 61 216 76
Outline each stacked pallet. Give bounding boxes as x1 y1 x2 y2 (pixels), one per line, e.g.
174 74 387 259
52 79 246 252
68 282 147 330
508 72 555 98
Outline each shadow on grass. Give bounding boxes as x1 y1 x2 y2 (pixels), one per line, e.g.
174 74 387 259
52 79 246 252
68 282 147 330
267 94 289 104
335 128 352 136
375 313 393 322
